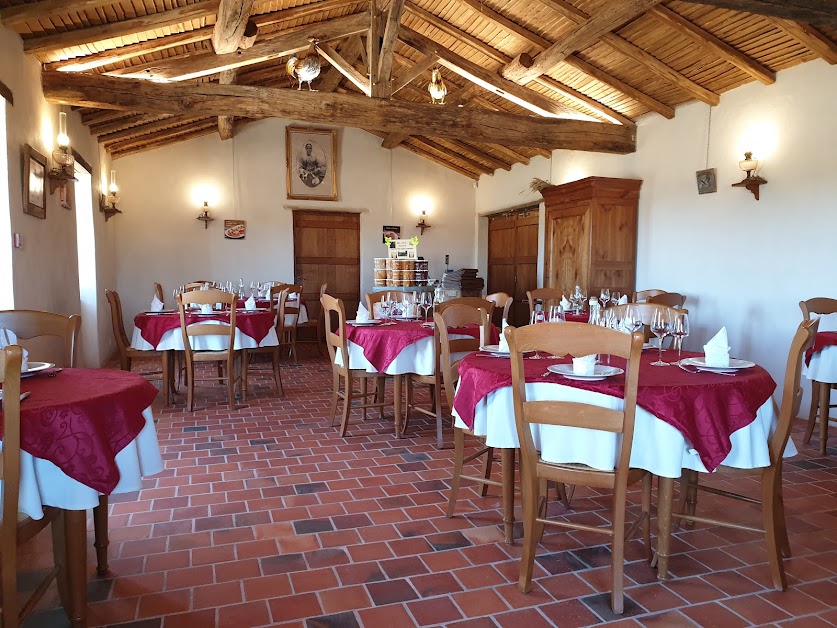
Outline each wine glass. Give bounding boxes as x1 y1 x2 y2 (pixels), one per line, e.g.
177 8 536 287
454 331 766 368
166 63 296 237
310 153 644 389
600 288 610 305
588 304 601 327
623 305 643 335
418 292 432 321
611 291 621 306
650 308 672 366
671 312 690 364
549 305 565 322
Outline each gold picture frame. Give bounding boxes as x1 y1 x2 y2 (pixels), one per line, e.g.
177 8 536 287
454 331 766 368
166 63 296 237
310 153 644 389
286 127 338 201
23 144 47 219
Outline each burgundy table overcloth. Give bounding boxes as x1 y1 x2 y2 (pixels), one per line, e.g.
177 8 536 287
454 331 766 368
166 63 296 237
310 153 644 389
134 311 276 348
805 331 837 366
0 369 158 494
453 351 776 472
345 321 500 372
235 297 306 309
564 312 590 323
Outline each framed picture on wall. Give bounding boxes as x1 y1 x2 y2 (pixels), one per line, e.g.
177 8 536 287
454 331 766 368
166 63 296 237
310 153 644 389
286 127 338 201
695 168 717 195
23 144 47 219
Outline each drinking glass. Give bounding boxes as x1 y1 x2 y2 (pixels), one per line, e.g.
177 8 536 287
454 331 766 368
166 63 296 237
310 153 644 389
418 292 431 321
650 308 671 366
600 288 610 304
588 305 601 327
623 305 643 335
671 312 690 363
599 310 614 364
548 305 565 322
611 291 621 306
226 281 234 294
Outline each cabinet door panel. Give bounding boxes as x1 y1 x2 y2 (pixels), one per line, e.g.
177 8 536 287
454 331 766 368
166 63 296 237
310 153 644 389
548 211 590 292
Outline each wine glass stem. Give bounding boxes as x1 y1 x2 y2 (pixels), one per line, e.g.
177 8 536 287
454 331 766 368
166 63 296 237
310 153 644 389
658 341 663 364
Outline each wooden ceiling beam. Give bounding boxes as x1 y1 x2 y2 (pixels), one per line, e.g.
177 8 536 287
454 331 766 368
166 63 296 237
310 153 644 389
23 0 222 55
107 119 215 153
449 140 513 171
677 0 837 29
213 0 257 54
501 0 663 84
773 18 837 64
99 115 198 144
367 131 480 178
318 35 364 92
43 70 636 152
90 113 174 136
0 0 115 27
80 108 134 125
391 54 438 94
381 83 478 148
404 2 506 64
217 69 237 140
317 41 371 95
376 0 406 92
536 0 720 106
106 13 370 82
651 5 775 84
410 137 493 175
111 123 219 159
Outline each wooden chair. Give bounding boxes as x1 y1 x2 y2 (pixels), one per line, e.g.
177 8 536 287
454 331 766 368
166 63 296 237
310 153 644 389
1 345 69 628
365 291 388 320
436 297 496 320
647 292 686 308
486 292 513 325
177 289 244 411
322 293 391 437
242 286 287 396
292 283 327 358
405 304 490 450
0 310 80 367
153 282 165 305
105 289 170 402
507 322 650 613
632 289 667 303
669 319 818 591
800 298 837 455
607 303 687 345
183 281 212 292
526 288 569 321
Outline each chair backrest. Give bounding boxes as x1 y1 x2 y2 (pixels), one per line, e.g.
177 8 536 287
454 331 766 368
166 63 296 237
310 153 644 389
365 292 387 319
434 305 491 411
800 297 837 320
269 286 291 337
527 288 568 319
183 281 212 292
1 345 23 542
105 289 130 358
322 293 349 370
153 282 164 304
486 292 513 325
633 289 667 303
281 284 305 329
436 297 496 319
0 310 81 367
772 319 819 460
177 289 236 359
647 292 686 308
506 322 644 481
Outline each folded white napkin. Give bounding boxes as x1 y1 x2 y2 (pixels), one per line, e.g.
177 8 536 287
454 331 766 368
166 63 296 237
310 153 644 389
704 326 730 367
560 296 570 310
200 303 213 314
0 327 28 372
572 354 597 375
817 312 837 333
618 295 628 305
244 295 257 311
355 304 370 323
498 321 510 353
150 295 164 312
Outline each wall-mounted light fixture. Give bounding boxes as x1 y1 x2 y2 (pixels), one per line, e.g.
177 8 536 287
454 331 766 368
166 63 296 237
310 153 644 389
48 111 77 197
100 170 122 221
416 210 431 235
731 151 767 200
197 201 214 228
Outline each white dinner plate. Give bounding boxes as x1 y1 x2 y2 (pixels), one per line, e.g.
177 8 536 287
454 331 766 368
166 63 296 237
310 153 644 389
20 362 54 378
480 344 510 357
347 320 384 326
681 356 755 373
547 363 624 381
143 310 176 315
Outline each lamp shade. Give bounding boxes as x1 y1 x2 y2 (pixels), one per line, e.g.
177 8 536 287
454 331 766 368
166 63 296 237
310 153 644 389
739 152 758 175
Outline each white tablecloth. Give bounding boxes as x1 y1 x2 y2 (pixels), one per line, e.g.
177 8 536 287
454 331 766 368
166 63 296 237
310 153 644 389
803 346 837 384
335 336 472 376
131 322 280 351
2 407 164 520
454 381 795 479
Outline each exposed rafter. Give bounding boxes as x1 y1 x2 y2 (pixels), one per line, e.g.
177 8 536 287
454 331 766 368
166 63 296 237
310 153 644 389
773 18 837 64
376 0 407 94
317 41 371 95
0 0 115 26
391 54 438 94
217 69 237 140
213 0 257 53
677 0 837 29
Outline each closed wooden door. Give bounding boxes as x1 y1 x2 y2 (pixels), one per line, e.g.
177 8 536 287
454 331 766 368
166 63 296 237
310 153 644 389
487 209 539 326
293 211 360 322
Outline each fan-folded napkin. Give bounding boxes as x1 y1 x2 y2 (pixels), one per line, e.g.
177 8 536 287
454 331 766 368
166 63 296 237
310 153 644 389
244 295 257 311
355 304 370 323
560 296 571 310
704 327 730 367
618 295 628 305
498 321 510 353
200 303 213 314
817 312 837 333
0 327 28 372
150 295 164 312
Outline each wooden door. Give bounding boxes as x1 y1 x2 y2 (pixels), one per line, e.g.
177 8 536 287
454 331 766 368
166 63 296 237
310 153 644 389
293 211 360 322
487 209 539 326
546 207 590 293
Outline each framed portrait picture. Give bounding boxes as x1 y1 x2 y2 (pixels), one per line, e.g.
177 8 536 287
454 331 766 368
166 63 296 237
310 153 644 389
383 225 400 245
23 144 47 219
695 168 717 195
286 127 338 201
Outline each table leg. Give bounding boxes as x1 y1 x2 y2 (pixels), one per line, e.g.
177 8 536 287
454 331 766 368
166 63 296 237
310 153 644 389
63 509 88 627
656 476 674 581
819 381 830 456
94 495 110 575
394 375 403 438
501 448 516 544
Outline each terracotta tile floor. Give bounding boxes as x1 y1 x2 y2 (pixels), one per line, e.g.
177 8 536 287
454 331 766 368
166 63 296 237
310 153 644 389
21 350 837 627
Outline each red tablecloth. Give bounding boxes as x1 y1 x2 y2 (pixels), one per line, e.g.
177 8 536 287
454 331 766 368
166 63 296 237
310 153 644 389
0 369 158 494
235 297 306 309
564 312 590 323
345 321 500 372
453 350 775 472
805 331 837 366
134 311 276 348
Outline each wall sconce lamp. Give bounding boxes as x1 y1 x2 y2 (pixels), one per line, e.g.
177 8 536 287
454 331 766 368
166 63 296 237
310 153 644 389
100 169 122 221
731 151 767 200
416 210 431 235
197 201 214 228
48 111 77 197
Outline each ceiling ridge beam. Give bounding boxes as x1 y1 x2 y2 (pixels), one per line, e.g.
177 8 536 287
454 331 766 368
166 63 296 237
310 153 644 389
676 0 837 29
382 83 478 148
773 17 837 64
651 5 774 84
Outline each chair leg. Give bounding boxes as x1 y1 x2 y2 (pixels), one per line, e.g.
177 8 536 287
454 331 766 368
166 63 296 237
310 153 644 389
501 448 516 544
161 351 170 406
240 353 248 403
217 362 224 384
227 359 236 407
642 473 653 562
186 357 195 412
446 429 466 518
480 448 494 497
376 377 385 419
535 478 548 542
402 378 413 436
804 381 819 444
611 492 627 614
434 384 445 450
517 460 539 593
329 372 340 427
819 381 830 455
93 495 110 575
675 470 698 527
339 375 353 437
762 467 788 591
272 349 284 396
3 518 19 628
361 378 368 420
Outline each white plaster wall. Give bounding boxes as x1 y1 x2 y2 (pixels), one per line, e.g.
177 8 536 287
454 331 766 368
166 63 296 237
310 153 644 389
114 120 476 321
475 59 837 405
0 25 116 366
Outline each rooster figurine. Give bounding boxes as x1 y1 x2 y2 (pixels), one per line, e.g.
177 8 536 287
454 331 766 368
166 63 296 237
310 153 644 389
428 68 447 104
286 39 322 90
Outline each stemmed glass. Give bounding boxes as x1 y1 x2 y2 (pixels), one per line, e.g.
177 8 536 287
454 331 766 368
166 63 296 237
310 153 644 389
380 292 392 322
623 305 643 336
600 288 610 305
611 291 621 306
650 308 672 366
548 305 565 322
671 312 690 364
419 292 432 321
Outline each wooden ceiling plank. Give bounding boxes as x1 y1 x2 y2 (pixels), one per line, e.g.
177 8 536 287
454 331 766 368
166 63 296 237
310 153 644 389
452 140 513 170
404 2 507 64
112 124 219 159
42 70 636 152
651 5 775 84
23 0 222 56
676 0 837 29
99 115 197 143
217 68 237 139
105 12 370 82
0 0 115 27
318 41 372 95
91 113 174 136
107 119 216 152
391 53 438 94
487 142 529 165
213 0 257 54
410 137 493 174
373 131 480 178
455 0 552 49
773 18 837 64
252 0 368 29
80 108 134 125
531 74 635 125
377 0 406 90
501 0 664 84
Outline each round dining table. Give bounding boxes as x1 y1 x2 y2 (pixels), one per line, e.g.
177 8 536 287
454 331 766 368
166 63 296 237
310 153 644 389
801 314 837 452
131 309 280 351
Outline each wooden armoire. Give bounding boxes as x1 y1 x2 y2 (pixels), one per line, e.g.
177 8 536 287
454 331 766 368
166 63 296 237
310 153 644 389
540 177 641 299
